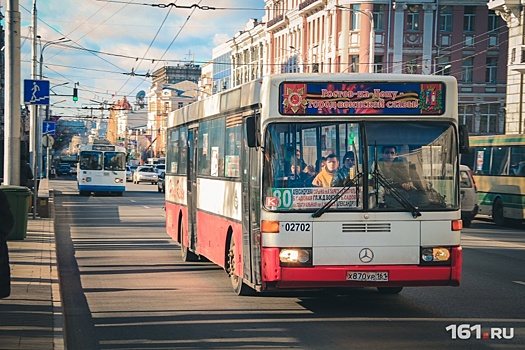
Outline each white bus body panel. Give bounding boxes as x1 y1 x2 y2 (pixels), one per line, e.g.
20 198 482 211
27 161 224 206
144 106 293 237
197 178 242 221
312 221 420 265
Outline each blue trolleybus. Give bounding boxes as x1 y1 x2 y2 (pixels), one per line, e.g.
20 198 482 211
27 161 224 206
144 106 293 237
77 140 127 196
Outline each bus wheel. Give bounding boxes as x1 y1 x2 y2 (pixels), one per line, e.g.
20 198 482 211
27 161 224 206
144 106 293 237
493 198 507 226
227 238 252 296
79 191 89 196
377 287 403 294
180 223 198 262
181 244 198 262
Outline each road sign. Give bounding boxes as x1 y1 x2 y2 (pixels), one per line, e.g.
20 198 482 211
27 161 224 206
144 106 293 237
43 121 56 135
42 134 54 148
24 79 50 105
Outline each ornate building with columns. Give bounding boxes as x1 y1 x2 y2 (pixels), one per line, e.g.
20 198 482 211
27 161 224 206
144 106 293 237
215 0 508 135
488 0 525 134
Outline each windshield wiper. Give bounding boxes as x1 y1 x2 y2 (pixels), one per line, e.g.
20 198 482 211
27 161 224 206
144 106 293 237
373 170 421 218
311 172 363 218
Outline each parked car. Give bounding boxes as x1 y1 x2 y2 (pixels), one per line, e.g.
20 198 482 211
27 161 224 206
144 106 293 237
129 165 138 176
125 166 133 182
460 165 479 228
58 163 71 176
133 166 158 184
154 164 165 176
70 163 78 175
157 172 165 193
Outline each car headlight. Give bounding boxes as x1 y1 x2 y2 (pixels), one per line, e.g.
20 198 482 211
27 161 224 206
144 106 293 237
421 247 451 264
279 248 312 266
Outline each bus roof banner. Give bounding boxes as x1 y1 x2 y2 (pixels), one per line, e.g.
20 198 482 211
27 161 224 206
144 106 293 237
280 82 445 116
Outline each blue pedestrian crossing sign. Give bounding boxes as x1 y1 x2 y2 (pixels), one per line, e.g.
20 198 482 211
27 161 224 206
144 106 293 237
24 79 50 105
43 121 56 135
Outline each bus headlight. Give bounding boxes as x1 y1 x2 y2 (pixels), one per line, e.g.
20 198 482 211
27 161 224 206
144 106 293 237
279 248 312 266
421 247 451 264
85 177 92 182
114 178 123 183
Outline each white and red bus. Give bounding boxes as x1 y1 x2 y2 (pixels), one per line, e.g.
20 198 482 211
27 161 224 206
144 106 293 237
165 73 468 295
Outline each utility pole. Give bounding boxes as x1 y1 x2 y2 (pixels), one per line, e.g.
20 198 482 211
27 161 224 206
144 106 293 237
30 0 38 180
3 0 21 185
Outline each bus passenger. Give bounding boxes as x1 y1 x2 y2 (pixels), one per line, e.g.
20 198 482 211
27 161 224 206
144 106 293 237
331 151 355 187
312 153 340 187
302 165 317 187
288 164 304 188
377 146 419 190
294 149 307 170
315 156 327 173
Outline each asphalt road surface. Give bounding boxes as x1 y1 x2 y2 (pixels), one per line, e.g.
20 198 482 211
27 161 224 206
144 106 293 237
51 179 524 349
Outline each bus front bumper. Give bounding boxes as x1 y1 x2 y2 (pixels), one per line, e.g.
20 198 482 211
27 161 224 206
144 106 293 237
78 185 125 192
261 246 462 289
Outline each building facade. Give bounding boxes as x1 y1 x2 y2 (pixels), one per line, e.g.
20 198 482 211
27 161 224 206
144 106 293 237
488 0 525 134
213 0 508 135
151 64 202 86
146 81 198 159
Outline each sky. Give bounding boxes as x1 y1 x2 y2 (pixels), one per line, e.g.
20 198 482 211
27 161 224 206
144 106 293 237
5 0 266 118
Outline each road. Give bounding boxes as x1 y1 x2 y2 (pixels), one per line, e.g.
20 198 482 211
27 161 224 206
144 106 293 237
51 178 525 349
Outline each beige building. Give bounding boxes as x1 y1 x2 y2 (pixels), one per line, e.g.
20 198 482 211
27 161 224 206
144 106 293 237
146 81 198 158
107 97 133 146
215 0 508 135
488 0 525 134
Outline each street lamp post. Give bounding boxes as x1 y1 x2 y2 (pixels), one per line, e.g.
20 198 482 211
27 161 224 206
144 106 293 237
37 36 71 180
336 5 375 73
289 44 319 73
39 37 71 82
28 36 71 218
433 64 451 75
288 46 303 73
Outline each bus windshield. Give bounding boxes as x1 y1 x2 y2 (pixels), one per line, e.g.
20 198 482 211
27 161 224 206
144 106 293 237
79 151 126 171
104 152 126 171
262 121 459 212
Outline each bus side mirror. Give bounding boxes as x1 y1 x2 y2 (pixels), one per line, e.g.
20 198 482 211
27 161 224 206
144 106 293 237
245 115 260 148
459 125 469 154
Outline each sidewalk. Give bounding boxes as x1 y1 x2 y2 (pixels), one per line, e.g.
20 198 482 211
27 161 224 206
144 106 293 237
0 200 63 349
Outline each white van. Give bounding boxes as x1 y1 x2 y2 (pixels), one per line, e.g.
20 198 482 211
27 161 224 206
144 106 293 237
460 165 479 227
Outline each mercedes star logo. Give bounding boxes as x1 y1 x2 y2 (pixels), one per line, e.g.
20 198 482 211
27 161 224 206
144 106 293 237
359 248 374 263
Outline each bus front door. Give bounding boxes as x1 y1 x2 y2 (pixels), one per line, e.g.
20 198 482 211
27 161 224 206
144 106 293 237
241 119 262 288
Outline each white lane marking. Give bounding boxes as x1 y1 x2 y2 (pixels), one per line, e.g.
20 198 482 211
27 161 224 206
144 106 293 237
461 234 525 249
513 281 525 286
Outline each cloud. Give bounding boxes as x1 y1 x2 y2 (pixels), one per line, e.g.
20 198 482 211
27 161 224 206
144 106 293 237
16 0 265 110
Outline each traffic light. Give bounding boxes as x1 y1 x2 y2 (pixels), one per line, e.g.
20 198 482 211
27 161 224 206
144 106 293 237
73 88 78 102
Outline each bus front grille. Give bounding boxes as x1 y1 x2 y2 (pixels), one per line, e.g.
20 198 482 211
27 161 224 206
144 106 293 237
341 223 391 233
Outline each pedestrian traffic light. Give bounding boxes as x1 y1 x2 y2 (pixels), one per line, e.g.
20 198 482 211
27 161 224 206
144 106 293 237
73 88 78 102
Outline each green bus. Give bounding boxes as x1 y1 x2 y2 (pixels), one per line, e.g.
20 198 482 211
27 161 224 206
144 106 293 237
461 134 525 225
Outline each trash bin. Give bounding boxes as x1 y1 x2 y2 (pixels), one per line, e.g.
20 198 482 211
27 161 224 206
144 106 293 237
0 186 32 240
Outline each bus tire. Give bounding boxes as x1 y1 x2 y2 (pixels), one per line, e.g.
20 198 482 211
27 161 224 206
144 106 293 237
180 222 198 262
181 244 198 262
227 237 252 296
377 287 403 294
79 191 90 196
493 198 507 226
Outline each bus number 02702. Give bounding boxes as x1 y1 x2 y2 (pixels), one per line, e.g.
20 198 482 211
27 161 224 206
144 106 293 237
282 223 311 232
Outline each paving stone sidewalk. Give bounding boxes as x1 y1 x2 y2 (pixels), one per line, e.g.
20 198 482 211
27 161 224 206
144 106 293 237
0 216 64 350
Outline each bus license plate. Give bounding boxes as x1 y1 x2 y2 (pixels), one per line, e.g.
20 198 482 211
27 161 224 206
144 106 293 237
347 271 388 282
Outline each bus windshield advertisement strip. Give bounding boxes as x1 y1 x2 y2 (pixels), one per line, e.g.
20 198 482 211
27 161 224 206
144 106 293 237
279 82 445 116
